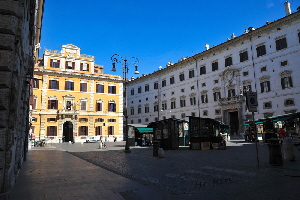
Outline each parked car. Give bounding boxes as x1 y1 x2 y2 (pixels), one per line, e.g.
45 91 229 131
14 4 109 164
86 136 100 143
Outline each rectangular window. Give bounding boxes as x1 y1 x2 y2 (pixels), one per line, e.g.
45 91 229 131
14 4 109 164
138 107 141 114
281 60 288 66
145 85 149 92
189 70 195 78
108 86 116 94
47 126 57 136
154 82 158 89
243 85 252 95
80 63 89 71
81 101 87 110
50 59 60 68
228 89 236 97
96 126 102 135
48 100 58 109
261 66 267 72
260 81 271 93
162 80 166 87
200 66 206 75
108 103 116 112
179 73 185 81
79 126 88 136
190 97 196 105
256 45 266 57
80 83 87 92
138 86 142 93
131 108 134 115
276 37 287 50
66 61 75 69
131 88 134 95
108 119 116 122
49 80 59 89
201 94 208 103
171 101 176 109
170 76 175 84
213 92 221 101
79 118 88 122
281 77 293 89
108 126 114 135
263 102 272 109
154 105 158 112
47 118 57 122
96 102 102 111
239 51 248 62
145 106 149 113
284 99 295 106
180 99 186 107
96 84 104 93
65 81 74 90
97 118 104 122
161 103 167 110
33 79 39 88
66 100 73 110
225 57 232 67
212 62 218 71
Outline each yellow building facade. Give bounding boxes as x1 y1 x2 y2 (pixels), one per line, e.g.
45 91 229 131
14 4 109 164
31 44 123 143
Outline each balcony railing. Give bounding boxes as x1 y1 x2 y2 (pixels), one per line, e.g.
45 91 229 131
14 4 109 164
219 95 245 105
80 54 94 59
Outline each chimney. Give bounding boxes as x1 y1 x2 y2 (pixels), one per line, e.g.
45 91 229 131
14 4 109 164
205 44 209 50
284 1 291 16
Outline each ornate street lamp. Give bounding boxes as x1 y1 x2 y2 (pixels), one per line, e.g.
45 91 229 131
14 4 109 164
111 54 139 153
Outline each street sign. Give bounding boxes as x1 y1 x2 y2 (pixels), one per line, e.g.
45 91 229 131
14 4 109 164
246 92 258 112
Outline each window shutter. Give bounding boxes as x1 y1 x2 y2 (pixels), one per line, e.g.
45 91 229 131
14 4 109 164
65 61 68 69
260 83 264 93
80 63 83 71
205 95 208 103
47 126 50 135
267 81 271 92
281 78 285 89
48 100 50 109
289 77 293 87
72 62 75 69
49 80 51 89
57 60 60 68
232 89 236 96
213 93 216 101
228 90 231 97
87 64 89 71
65 81 67 90
56 81 59 89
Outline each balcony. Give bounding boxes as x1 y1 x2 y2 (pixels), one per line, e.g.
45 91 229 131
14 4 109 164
219 95 245 105
44 49 62 57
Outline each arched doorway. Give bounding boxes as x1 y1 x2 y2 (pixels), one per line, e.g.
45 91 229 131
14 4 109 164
63 121 73 142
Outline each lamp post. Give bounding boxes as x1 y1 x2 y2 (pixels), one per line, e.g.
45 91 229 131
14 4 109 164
111 54 139 153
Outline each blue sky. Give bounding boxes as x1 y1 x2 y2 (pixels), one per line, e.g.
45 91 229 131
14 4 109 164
40 0 300 78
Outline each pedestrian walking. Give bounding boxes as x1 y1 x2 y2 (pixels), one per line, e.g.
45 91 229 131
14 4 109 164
114 136 117 142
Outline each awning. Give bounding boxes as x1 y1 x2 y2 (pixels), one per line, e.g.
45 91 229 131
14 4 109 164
136 128 153 133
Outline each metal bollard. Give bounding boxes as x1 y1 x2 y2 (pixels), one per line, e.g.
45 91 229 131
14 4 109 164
268 138 283 166
282 138 295 161
153 141 160 157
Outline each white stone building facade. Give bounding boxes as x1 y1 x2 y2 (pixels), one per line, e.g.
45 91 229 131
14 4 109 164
127 9 300 135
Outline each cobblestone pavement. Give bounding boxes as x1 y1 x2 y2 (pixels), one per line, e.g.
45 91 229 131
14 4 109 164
12 140 300 200
63 141 300 199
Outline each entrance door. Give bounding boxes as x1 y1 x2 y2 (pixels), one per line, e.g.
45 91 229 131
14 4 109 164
63 121 73 142
229 111 239 135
